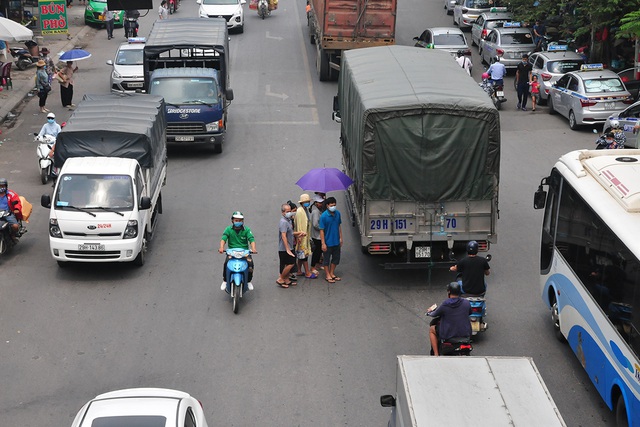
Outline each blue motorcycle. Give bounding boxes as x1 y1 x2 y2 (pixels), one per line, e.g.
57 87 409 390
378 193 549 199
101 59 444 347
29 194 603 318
224 248 252 314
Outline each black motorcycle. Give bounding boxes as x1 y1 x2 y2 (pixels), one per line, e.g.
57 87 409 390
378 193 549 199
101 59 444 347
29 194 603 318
0 203 26 255
9 40 40 71
124 10 140 38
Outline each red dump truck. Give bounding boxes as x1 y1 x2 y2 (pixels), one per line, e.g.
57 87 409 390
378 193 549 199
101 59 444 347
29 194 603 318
306 0 396 81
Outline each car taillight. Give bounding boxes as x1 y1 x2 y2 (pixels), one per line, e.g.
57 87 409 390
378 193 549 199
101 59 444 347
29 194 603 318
623 97 635 105
580 99 597 107
481 29 487 38
496 49 504 56
540 73 552 81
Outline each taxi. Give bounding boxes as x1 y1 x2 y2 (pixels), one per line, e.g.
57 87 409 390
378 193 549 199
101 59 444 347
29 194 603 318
603 100 640 148
548 64 633 130
106 38 145 93
453 0 493 28
84 0 124 27
529 46 585 103
479 22 535 68
470 8 513 48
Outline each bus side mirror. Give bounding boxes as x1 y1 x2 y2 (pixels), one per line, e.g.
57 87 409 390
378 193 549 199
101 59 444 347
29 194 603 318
534 186 547 209
332 95 341 123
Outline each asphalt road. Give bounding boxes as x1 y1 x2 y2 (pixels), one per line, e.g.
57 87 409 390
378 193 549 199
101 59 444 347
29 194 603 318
0 0 617 426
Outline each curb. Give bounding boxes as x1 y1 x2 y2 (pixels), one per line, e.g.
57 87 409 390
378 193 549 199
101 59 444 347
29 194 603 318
0 23 95 126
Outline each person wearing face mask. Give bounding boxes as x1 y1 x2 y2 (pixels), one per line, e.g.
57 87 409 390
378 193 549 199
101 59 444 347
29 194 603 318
515 53 532 111
39 112 62 139
218 211 257 292
319 196 343 283
0 178 23 243
277 203 306 288
294 194 318 279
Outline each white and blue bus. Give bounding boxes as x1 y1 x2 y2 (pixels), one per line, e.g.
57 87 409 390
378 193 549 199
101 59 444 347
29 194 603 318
534 149 640 427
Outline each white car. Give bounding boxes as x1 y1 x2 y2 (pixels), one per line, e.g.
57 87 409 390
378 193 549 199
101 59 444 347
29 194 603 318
70 388 209 427
197 0 246 33
106 38 145 93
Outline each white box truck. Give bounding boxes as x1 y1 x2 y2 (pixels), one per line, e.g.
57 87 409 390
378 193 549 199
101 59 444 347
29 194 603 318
41 94 167 267
380 355 566 427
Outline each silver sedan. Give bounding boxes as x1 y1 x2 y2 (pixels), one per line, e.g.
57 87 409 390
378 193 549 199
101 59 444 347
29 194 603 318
479 25 535 68
549 66 633 130
413 27 470 55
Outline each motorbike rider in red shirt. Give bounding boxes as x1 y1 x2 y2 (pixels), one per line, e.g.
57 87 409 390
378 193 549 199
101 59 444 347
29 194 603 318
0 178 23 242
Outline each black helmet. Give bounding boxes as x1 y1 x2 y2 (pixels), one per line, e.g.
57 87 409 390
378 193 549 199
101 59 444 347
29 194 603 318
447 282 462 296
492 56 501 64
0 178 7 187
466 240 479 255
456 49 465 57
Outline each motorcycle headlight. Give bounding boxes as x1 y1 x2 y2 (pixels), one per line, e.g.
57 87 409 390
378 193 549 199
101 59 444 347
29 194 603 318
205 121 221 132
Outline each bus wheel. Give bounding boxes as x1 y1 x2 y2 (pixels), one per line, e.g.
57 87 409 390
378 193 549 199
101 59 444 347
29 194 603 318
615 395 629 427
551 299 566 343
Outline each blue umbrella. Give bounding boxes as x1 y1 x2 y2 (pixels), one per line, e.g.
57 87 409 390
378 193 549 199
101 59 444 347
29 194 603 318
59 49 92 62
296 167 354 193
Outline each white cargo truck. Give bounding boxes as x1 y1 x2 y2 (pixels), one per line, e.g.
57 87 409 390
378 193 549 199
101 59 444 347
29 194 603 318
41 94 167 267
380 355 566 427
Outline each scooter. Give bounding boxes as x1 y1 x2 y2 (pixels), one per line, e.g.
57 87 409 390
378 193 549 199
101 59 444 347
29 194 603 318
479 76 506 111
431 336 473 356
223 248 253 314
9 40 40 71
0 202 26 256
124 10 140 38
453 253 491 335
168 0 179 14
257 0 270 19
34 133 56 185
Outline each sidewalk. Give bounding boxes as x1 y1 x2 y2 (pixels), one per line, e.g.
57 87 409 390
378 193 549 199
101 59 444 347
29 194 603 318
0 6 95 126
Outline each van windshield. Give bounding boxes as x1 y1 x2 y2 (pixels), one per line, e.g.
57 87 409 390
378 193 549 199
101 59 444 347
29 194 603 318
55 175 134 210
150 77 220 104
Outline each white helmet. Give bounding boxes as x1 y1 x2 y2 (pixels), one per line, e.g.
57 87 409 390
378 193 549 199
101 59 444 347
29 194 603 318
47 112 55 119
610 119 621 129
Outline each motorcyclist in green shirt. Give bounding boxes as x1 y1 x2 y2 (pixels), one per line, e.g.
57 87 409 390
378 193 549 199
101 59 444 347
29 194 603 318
219 211 257 291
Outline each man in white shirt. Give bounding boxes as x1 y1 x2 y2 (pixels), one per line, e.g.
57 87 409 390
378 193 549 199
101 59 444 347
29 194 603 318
455 50 472 76
158 1 168 19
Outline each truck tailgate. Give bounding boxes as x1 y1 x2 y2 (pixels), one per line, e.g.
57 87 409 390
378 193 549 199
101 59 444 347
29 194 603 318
312 0 396 47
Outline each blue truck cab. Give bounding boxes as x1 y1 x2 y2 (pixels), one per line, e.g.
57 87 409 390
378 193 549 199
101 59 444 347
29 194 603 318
144 18 233 153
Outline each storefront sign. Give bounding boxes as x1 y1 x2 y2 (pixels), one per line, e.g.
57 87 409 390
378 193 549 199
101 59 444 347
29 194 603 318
39 0 68 35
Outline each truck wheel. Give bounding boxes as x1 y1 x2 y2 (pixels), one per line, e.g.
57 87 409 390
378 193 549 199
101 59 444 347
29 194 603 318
133 232 148 267
319 51 331 81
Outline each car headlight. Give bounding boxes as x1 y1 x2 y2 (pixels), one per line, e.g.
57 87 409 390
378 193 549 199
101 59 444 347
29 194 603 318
49 218 62 238
113 69 122 78
87 5 94 11
123 220 138 239
206 121 221 132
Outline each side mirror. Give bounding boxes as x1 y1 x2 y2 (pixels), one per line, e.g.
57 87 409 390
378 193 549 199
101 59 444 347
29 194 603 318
226 88 234 101
413 36 419 41
196 0 202 4
106 59 113 66
533 187 547 210
332 95 341 123
41 194 51 208
486 254 492 262
139 196 152 210
380 395 396 408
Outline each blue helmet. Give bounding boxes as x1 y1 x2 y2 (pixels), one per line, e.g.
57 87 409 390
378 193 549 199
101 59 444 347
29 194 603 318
466 240 479 255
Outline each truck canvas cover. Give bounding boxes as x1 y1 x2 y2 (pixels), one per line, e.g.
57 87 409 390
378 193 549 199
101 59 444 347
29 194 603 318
55 93 167 171
143 17 229 91
338 45 500 202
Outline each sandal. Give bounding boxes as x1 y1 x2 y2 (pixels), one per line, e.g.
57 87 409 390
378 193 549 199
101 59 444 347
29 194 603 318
332 276 342 281
325 277 336 283
312 269 320 275
305 273 318 279
276 280 290 288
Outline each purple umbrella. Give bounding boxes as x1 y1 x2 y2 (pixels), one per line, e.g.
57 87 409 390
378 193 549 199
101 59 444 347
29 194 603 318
296 168 354 192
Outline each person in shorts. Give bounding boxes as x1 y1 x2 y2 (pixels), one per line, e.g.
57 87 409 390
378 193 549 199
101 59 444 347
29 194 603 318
277 203 306 288
319 197 343 283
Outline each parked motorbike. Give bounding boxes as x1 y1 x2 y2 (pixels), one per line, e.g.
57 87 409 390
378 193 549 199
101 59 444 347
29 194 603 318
0 202 26 256
9 40 40 71
258 0 270 19
21 10 38 30
34 133 56 184
479 74 506 111
223 248 253 314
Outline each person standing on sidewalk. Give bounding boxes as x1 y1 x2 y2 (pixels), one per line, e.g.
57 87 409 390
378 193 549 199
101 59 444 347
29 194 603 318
102 6 115 40
515 53 532 111
40 48 57 84
277 203 300 288
309 194 325 274
59 61 78 109
35 60 51 113
319 196 343 283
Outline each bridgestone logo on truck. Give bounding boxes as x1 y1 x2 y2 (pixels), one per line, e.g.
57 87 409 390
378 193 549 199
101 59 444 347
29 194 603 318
167 108 201 114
